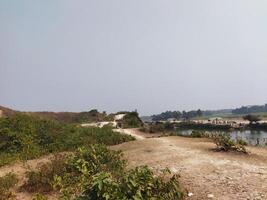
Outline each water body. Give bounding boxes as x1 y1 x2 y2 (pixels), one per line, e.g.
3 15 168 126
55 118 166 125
176 129 267 146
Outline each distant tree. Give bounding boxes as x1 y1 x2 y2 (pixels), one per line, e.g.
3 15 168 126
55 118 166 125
243 115 261 124
88 109 98 117
196 109 202 117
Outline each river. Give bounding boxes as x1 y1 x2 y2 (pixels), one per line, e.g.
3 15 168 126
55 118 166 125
176 129 267 146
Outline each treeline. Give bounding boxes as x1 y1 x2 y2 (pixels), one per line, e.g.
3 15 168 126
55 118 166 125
232 104 267 115
151 109 202 121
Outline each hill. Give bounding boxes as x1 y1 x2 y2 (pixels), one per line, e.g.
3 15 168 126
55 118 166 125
0 106 18 117
0 106 114 123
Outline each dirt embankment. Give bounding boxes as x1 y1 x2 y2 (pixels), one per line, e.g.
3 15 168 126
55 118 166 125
112 129 267 200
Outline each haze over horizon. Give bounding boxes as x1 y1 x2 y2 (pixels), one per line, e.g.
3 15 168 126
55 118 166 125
1 1 267 115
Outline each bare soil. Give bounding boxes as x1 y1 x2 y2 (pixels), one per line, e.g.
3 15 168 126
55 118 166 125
0 154 60 200
112 129 267 200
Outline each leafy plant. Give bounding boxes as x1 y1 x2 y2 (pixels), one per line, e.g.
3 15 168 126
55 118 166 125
213 133 247 153
22 145 183 200
82 166 183 200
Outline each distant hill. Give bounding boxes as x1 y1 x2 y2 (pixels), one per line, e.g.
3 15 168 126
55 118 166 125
232 104 267 115
0 106 18 117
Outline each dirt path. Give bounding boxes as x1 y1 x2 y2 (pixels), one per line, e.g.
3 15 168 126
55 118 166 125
112 129 267 200
114 128 146 140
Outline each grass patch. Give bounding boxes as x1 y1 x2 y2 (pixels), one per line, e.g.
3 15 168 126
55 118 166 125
0 173 18 200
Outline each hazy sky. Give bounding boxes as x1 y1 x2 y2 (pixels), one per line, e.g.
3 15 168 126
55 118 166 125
1 1 267 115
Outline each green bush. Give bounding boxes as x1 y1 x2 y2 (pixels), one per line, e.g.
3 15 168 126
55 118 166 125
0 173 18 200
213 133 247 153
22 145 183 200
83 167 183 200
191 130 204 138
0 114 134 166
119 112 143 128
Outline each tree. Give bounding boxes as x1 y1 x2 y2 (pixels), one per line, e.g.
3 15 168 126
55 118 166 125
196 109 202 117
243 115 261 124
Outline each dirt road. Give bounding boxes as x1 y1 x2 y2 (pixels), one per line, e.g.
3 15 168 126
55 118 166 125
112 129 267 200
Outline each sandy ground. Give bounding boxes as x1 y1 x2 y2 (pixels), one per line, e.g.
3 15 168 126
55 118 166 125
112 129 267 200
0 154 58 200
114 128 146 140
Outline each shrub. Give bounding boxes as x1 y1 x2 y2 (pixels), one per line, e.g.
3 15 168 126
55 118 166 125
119 112 143 128
213 133 247 153
236 138 248 146
22 154 67 193
0 173 18 200
0 114 134 166
83 166 183 200
22 145 183 199
191 130 204 138
243 114 261 124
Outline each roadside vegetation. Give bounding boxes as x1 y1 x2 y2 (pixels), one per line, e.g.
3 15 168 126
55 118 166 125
0 114 134 166
118 112 143 128
20 144 183 200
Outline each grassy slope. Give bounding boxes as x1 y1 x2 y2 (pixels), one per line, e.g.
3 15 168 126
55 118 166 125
0 114 134 166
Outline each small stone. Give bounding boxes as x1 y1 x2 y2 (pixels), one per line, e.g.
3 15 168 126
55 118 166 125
188 192 193 197
207 194 214 198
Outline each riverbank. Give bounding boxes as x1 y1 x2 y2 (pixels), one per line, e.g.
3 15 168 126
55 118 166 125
113 129 267 200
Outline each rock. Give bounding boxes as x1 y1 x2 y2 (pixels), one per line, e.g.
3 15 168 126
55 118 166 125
207 194 214 198
188 192 193 197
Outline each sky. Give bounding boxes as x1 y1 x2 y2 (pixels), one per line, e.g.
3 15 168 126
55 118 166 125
0 0 267 115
